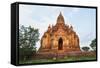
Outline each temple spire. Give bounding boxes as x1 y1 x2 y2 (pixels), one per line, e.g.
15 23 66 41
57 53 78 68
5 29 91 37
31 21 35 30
56 12 65 25
59 12 62 16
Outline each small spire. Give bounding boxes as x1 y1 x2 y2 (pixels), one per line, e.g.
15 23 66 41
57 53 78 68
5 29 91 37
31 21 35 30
70 25 73 30
48 24 51 28
47 24 51 32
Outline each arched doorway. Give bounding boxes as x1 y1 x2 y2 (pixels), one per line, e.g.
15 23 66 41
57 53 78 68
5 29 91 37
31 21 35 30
58 38 63 50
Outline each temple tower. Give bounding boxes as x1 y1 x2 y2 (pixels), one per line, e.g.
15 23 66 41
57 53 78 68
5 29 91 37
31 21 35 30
39 12 80 53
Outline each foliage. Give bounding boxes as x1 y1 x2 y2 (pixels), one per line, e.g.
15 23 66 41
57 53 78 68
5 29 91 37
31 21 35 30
19 25 39 61
82 47 90 52
90 38 96 51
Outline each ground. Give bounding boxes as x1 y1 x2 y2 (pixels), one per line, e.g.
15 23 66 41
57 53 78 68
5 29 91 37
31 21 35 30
19 51 96 64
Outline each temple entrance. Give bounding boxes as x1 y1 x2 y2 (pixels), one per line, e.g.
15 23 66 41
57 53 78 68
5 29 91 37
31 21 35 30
58 38 63 50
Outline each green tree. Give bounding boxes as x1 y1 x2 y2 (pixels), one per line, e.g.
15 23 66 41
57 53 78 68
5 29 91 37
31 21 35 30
90 38 96 51
82 47 90 52
19 25 39 61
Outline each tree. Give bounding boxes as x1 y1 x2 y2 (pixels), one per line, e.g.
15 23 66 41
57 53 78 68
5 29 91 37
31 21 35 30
19 25 39 61
82 47 90 52
90 38 96 51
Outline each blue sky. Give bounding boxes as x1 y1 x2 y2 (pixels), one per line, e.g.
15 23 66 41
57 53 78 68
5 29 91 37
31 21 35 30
19 4 96 50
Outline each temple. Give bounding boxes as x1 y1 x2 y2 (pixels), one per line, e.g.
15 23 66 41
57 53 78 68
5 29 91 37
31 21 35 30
38 12 80 53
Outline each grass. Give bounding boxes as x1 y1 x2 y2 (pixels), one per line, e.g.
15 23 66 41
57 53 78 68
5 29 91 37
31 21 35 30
19 55 96 64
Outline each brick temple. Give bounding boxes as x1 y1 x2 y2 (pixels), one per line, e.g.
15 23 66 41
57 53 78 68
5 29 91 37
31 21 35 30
38 12 80 54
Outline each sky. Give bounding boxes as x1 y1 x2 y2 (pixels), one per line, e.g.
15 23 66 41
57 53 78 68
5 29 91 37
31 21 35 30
19 4 96 50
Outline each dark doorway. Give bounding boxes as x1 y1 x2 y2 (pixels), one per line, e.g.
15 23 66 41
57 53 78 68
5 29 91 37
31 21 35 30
58 38 63 50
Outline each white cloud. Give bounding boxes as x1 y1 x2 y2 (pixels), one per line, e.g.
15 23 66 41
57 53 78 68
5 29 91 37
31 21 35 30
68 8 80 17
72 8 80 12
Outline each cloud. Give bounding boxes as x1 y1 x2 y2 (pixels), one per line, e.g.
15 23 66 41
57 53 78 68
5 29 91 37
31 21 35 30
68 8 80 17
72 8 80 12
